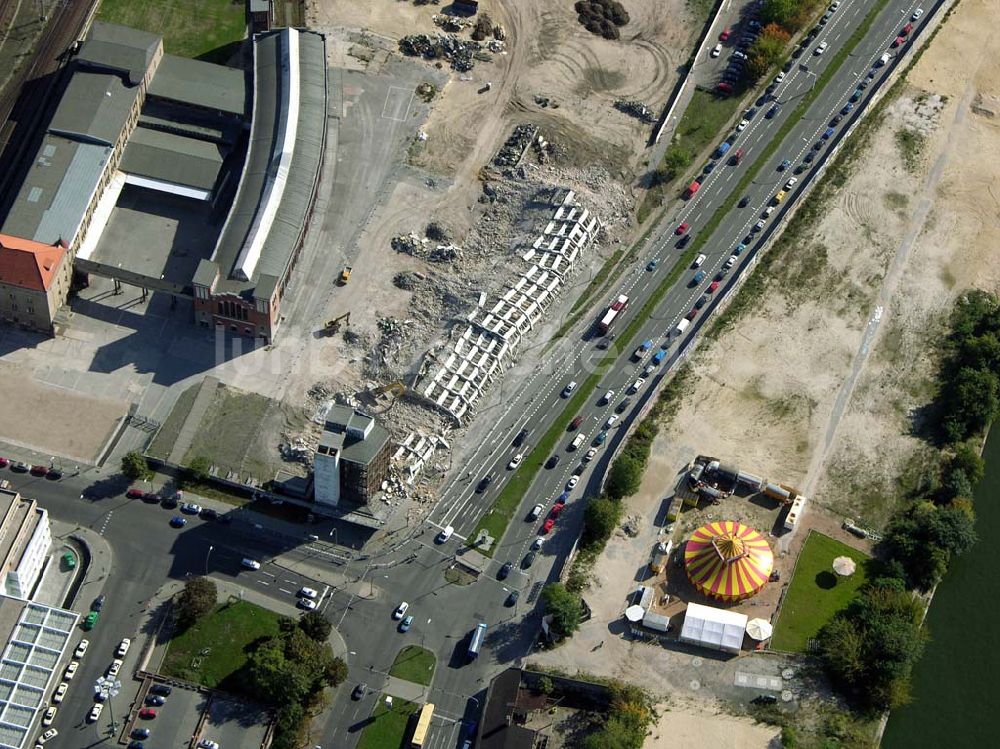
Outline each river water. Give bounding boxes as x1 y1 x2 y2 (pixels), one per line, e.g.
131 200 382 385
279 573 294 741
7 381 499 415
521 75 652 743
880 430 1000 747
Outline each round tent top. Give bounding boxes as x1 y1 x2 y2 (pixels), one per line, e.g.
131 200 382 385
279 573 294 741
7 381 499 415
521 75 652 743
833 555 857 576
685 520 774 602
625 605 645 622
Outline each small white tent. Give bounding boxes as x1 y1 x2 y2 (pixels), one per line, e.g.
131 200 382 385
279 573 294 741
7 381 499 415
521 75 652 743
679 602 748 654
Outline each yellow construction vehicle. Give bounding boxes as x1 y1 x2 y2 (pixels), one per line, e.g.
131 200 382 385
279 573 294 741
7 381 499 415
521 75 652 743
339 266 352 285
323 312 350 335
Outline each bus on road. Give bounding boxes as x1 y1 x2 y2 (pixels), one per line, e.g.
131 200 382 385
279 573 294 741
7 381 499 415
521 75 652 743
411 702 435 748
468 622 487 660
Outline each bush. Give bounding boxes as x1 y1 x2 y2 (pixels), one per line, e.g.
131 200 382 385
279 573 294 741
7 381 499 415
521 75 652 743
299 611 332 641
187 455 211 483
121 451 153 482
576 0 629 37
606 454 643 498
882 501 977 590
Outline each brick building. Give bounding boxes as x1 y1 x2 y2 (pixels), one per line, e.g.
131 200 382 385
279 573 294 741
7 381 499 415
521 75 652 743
314 406 392 508
0 235 71 333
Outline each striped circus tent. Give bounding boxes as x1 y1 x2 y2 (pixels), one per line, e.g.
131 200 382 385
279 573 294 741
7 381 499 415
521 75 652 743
684 520 774 602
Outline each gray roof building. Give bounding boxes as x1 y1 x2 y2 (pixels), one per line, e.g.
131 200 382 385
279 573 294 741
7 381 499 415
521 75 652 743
0 135 111 244
121 128 225 192
206 28 327 295
48 71 140 145
320 405 390 467
76 22 161 84
148 54 247 116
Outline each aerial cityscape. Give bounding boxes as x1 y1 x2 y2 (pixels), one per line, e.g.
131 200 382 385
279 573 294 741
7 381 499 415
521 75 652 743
0 1 995 748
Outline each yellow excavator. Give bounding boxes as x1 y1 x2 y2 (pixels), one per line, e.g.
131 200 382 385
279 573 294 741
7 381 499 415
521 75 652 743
323 312 350 335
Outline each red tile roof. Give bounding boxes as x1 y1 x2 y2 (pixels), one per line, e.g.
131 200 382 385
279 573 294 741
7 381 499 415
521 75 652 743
0 234 66 292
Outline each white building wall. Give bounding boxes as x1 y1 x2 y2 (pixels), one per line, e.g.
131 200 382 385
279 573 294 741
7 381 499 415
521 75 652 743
5 509 51 600
314 450 341 507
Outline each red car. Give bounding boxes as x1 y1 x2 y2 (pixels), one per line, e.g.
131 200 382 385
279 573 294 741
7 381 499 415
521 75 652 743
139 708 157 719
550 504 564 519
30 465 47 476
685 309 698 321
717 82 733 94
675 222 689 235
126 488 145 499
569 415 584 430
719 28 730 41
708 281 720 293
891 35 904 47
901 22 913 35
542 518 556 534
0 457 9 468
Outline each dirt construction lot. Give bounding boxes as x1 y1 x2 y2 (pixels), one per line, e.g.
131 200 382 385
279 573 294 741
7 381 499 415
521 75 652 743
536 0 1000 745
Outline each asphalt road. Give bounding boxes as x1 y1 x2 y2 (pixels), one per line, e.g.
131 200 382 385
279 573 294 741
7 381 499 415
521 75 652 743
6 3 939 748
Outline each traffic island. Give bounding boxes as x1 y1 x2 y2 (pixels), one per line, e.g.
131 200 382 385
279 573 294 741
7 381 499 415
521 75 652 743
389 645 436 687
356 695 420 749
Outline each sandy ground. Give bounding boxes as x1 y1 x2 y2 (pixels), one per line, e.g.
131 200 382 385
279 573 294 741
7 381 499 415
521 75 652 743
0 361 126 463
538 0 1000 745
648 699 781 749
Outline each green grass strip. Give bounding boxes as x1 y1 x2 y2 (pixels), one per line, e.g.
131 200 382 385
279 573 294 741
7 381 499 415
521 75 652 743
388 645 436 686
356 694 420 749
471 0 892 552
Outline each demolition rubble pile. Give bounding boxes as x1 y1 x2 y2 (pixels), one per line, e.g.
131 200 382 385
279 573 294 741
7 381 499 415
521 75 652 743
614 99 656 123
415 188 603 422
493 124 538 167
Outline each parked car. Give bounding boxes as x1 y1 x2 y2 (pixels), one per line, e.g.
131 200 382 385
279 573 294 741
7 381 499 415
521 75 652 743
542 518 556 534
74 639 89 659
765 104 780 119
39 728 58 744
138 708 157 719
242 558 261 570
64 661 78 680
197 741 220 749
200 508 219 520
583 447 598 462
10 461 28 473
126 488 145 499
912 8 923 20
42 706 57 726
566 476 579 490
522 551 537 569
711 43 722 58
498 562 513 580
132 728 151 739
88 703 104 722
30 464 47 476
169 516 186 528
149 684 172 697
299 587 318 600
108 659 123 678
675 222 689 235
595 430 608 445
116 638 131 657
145 695 165 707
506 590 520 607
53 682 68 704
180 502 201 514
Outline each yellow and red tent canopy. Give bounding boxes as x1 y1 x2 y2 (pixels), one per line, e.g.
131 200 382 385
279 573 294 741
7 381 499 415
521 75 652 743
684 520 774 602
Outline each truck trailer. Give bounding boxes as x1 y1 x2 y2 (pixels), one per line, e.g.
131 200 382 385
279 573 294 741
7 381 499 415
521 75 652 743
598 294 629 334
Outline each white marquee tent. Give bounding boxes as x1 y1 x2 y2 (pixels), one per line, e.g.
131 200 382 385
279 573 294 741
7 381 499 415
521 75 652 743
679 602 748 654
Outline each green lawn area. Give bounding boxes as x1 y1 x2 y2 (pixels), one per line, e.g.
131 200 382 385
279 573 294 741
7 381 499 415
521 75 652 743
97 0 246 61
771 531 871 652
356 694 420 749
389 645 436 686
160 600 281 689
638 87 742 223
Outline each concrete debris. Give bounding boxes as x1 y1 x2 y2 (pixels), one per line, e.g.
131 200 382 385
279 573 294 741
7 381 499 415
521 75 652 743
494 24 506 41
280 437 313 465
622 515 642 537
393 271 425 291
433 14 466 33
392 233 463 263
614 99 656 124
398 33 482 72
494 123 538 167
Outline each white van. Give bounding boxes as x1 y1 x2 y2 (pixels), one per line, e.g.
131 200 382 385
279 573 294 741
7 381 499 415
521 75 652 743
693 254 706 268
570 433 587 450
601 390 614 404
437 525 454 543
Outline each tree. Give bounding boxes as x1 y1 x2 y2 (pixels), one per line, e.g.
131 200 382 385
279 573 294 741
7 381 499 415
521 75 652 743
541 583 582 638
583 496 621 548
817 585 927 710
940 468 973 503
327 656 348 686
943 367 1000 441
175 576 217 629
121 451 153 482
950 442 986 485
883 501 977 589
758 0 798 29
606 455 642 499
187 456 211 483
299 610 332 642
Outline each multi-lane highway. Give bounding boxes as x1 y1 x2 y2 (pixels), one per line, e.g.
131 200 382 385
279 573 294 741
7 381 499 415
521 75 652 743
2 2 940 748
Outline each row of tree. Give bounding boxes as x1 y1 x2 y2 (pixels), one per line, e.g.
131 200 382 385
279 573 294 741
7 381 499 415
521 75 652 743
580 682 655 749
817 293 995 711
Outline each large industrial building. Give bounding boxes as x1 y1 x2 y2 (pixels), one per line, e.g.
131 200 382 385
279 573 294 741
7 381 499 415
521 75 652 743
0 21 327 341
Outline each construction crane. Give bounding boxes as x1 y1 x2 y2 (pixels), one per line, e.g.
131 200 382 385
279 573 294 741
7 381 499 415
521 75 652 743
323 312 350 335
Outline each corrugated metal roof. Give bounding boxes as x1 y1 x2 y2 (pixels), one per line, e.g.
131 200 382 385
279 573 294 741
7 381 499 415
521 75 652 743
48 70 139 145
210 28 326 295
0 135 111 245
121 128 225 191
149 54 247 116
